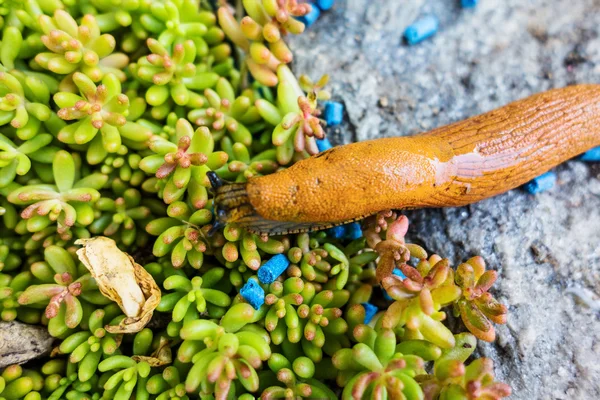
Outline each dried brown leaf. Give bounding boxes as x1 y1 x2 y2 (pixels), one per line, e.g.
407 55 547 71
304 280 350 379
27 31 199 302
75 237 161 334
132 337 172 366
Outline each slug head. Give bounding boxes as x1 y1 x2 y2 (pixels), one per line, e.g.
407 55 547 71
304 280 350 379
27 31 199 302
207 172 255 229
207 172 348 236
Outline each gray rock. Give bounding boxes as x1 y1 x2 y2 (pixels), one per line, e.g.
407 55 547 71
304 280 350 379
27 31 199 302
0 321 54 368
291 0 600 398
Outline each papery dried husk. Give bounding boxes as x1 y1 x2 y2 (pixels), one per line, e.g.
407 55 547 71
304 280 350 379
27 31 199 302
75 237 161 333
132 337 172 366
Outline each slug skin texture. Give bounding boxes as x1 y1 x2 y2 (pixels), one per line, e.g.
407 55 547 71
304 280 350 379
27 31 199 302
215 84 600 235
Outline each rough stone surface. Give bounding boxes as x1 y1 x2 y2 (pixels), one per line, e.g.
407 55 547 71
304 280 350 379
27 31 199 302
0 321 54 368
291 1 600 398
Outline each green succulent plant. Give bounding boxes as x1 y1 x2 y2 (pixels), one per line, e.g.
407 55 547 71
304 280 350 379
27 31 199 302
0 133 54 188
261 359 338 399
158 267 232 320
58 305 123 383
38 357 102 400
54 72 151 164
133 38 217 108
0 71 55 140
0 270 34 322
296 288 350 361
263 276 305 343
81 0 145 33
416 333 512 400
7 150 106 234
180 303 271 399
217 0 309 86
17 245 106 336
0 243 21 274
0 364 42 400
221 223 285 271
136 0 215 48
140 118 227 205
145 365 190 400
0 1 513 400
333 325 426 400
216 139 280 183
98 355 152 399
454 257 508 343
188 77 260 146
145 200 214 268
35 10 128 81
380 256 461 349
90 188 152 247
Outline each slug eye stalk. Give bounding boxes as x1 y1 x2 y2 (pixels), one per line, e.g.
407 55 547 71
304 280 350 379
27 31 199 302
207 171 225 191
207 172 226 235
207 171 255 229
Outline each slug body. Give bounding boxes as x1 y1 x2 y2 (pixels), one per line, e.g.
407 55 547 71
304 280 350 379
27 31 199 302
213 84 600 235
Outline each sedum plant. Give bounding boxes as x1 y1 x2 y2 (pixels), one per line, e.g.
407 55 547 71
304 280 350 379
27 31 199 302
158 267 232 319
0 71 55 140
180 303 271 399
7 150 106 234
35 10 128 81
416 333 511 400
132 38 215 109
454 257 508 342
333 325 426 400
54 72 151 164
218 0 310 86
0 133 53 187
0 1 513 400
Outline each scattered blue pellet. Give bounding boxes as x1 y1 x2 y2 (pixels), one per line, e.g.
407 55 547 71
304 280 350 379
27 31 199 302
326 225 346 239
404 15 440 45
580 146 600 162
345 222 363 240
393 268 407 280
297 6 320 27
324 101 344 126
326 223 362 240
315 0 335 11
362 302 378 324
258 254 290 284
240 279 265 309
316 137 333 152
461 0 478 8
523 171 556 194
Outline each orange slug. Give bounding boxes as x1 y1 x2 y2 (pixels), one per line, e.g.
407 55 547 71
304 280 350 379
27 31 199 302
209 84 600 236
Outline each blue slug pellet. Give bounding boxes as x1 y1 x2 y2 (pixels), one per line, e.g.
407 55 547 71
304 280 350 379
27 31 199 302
240 279 265 309
461 0 478 8
326 225 346 239
404 15 440 45
258 254 290 284
324 101 344 126
523 171 556 194
362 302 378 324
316 137 333 152
297 6 320 27
345 223 363 240
315 0 335 11
580 146 600 162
